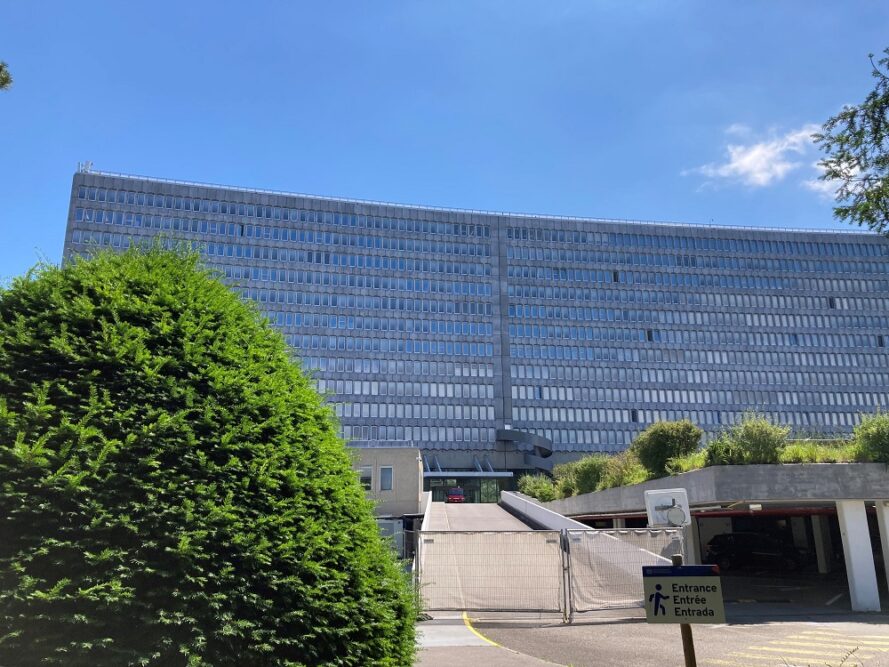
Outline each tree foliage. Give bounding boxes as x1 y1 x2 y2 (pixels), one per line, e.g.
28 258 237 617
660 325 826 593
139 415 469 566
814 48 889 234
0 248 416 666
0 62 11 91
630 420 702 478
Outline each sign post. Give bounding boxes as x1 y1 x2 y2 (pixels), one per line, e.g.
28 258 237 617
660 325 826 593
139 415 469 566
642 554 725 667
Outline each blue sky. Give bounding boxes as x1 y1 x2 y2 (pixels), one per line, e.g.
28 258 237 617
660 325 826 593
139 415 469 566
1 2 887 281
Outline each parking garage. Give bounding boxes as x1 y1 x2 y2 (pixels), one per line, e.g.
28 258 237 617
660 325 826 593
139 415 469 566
543 462 889 611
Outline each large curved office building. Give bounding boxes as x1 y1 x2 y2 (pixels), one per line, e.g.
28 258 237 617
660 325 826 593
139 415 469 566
64 168 889 494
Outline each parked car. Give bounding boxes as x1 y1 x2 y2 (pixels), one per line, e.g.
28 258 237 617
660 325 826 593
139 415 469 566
445 487 465 503
704 532 802 572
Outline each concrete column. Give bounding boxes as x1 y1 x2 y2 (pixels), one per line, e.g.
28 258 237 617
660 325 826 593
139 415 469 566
836 500 880 612
876 500 889 597
811 515 833 575
684 517 701 565
790 516 809 550
612 517 626 529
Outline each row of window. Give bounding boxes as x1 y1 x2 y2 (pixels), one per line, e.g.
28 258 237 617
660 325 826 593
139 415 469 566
336 402 495 421
507 225 885 258
510 343 889 368
509 323 886 349
75 210 491 259
343 425 496 446
508 264 889 293
509 363 889 389
286 334 494 357
236 254 490 281
508 304 889 330
77 185 492 239
510 385 887 409
238 285 493 316
507 244 889 275
509 284 889 312
265 311 492 337
317 378 494 400
303 356 495 379
519 408 862 449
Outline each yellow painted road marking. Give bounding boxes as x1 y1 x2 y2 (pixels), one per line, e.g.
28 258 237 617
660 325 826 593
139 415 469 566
702 659 768 667
726 652 834 665
461 611 500 647
460 613 567 667
800 630 889 642
737 646 873 660
778 639 889 651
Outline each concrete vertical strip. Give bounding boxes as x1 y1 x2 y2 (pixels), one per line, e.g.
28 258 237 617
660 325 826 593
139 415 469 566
811 515 833 575
836 500 881 612
494 215 512 428
876 500 889 597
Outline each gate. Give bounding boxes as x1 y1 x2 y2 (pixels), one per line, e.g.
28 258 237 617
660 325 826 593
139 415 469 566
417 528 683 619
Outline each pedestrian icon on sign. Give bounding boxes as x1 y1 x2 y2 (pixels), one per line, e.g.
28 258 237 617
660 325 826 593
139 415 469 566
649 584 670 616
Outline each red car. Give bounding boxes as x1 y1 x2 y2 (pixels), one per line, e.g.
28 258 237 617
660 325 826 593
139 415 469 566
445 487 465 503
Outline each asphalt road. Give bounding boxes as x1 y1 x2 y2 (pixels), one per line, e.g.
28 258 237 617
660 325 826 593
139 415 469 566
466 609 889 667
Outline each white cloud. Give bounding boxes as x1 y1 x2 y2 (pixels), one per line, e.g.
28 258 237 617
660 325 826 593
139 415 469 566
688 123 820 188
801 169 838 199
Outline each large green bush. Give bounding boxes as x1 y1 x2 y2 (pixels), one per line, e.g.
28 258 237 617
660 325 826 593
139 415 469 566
705 413 789 465
630 420 702 478
572 454 610 494
0 249 415 666
595 451 648 490
854 411 889 464
517 473 556 502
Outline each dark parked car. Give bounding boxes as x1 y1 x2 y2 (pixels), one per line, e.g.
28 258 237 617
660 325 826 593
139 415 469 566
705 532 802 572
445 487 465 503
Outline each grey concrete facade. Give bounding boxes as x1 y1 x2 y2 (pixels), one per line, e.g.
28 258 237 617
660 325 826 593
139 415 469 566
64 169 889 470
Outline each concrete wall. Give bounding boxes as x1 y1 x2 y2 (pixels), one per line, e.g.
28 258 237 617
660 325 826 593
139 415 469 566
500 491 589 530
544 464 889 517
353 446 423 518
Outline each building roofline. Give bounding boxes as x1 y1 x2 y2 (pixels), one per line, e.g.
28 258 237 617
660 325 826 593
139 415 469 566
77 167 876 237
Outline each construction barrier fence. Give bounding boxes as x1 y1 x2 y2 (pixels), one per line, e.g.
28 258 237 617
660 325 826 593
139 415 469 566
417 528 683 618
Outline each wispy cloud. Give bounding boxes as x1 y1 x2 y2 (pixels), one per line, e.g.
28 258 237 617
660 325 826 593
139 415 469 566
687 124 820 188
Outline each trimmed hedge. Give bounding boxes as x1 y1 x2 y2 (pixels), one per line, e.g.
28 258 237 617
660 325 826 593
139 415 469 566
0 249 416 666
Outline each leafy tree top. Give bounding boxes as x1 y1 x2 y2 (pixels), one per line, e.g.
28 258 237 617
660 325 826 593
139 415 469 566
0 247 415 666
0 61 10 90
814 48 889 234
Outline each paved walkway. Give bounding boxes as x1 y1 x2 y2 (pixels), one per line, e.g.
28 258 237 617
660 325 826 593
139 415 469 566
423 501 532 531
415 613 559 666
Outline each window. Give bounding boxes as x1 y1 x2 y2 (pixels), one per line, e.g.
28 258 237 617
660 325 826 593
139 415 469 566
379 466 394 491
358 466 372 491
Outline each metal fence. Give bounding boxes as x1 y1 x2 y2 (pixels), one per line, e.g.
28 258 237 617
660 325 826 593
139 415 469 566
417 528 682 620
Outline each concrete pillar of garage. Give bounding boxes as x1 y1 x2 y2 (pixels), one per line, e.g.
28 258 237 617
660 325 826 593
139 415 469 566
811 515 834 574
684 517 701 564
612 517 626 529
836 500 881 612
876 500 889 597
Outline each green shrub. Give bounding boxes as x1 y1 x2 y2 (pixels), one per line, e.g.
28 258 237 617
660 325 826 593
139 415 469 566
0 249 416 666
631 420 703 477
780 439 861 463
517 473 556 502
573 454 610 494
665 449 708 474
705 413 789 465
555 475 577 498
854 411 889 464
596 451 649 490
